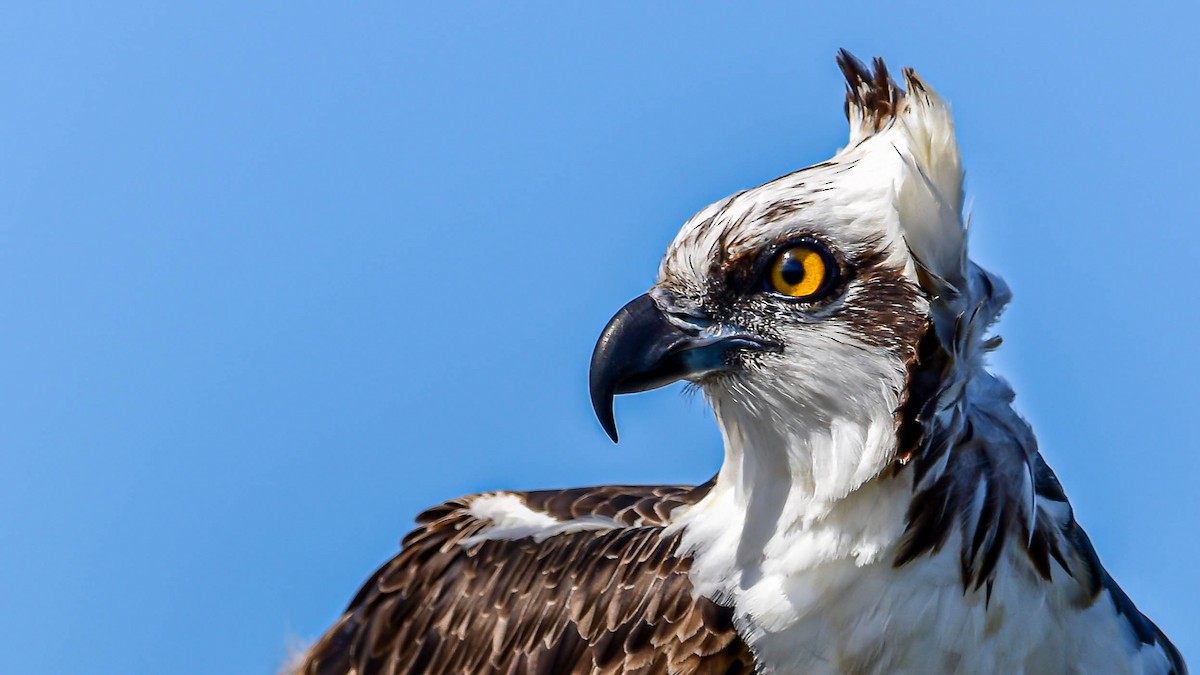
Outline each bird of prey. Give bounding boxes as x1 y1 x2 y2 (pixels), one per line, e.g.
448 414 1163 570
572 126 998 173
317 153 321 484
293 52 1186 675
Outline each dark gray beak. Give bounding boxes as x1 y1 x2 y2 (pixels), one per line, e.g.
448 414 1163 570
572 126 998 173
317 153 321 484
589 293 779 442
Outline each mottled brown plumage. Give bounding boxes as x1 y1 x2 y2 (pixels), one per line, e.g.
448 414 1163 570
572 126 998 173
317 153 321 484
294 483 754 675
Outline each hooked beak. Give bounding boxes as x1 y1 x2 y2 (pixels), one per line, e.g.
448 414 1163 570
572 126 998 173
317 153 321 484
588 292 780 442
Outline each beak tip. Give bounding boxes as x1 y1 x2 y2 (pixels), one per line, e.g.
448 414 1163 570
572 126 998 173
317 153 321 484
589 381 620 443
602 423 620 444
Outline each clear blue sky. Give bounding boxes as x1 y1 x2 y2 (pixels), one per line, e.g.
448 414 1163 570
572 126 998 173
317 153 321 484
2 3 1196 673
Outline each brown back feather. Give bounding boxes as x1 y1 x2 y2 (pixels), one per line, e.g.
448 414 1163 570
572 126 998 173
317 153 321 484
295 483 755 675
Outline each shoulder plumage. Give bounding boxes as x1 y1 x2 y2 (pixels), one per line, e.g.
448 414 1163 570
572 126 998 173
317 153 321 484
293 482 755 675
887 263 1184 671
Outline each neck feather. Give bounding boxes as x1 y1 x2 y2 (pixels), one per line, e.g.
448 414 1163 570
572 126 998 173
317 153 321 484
672 376 914 601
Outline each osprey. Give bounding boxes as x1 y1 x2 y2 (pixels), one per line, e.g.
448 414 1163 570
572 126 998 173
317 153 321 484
294 53 1186 674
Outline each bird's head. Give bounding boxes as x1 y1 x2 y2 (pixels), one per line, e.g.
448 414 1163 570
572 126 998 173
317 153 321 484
592 53 1000 496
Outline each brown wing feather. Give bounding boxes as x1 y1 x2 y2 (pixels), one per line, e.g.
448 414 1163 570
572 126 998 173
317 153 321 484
295 482 754 675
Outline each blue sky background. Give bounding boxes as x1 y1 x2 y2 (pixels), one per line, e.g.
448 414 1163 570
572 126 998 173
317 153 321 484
2 3 1197 673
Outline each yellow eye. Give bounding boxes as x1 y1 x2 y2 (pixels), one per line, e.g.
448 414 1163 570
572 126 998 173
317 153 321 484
766 243 834 299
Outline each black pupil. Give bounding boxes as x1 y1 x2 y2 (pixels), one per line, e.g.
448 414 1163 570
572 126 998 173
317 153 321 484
780 252 807 286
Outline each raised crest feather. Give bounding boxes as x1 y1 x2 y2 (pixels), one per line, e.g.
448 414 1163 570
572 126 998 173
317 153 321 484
837 49 904 142
837 49 967 292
